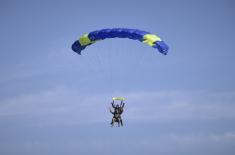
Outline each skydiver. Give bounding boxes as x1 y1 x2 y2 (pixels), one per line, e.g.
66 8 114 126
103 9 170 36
109 100 125 127
109 106 121 127
110 100 120 127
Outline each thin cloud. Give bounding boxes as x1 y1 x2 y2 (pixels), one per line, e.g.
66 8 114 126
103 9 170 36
0 88 235 126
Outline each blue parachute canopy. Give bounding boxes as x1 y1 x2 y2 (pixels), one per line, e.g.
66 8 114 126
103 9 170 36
72 28 169 55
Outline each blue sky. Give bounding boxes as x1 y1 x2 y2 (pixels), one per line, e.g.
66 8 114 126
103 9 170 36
0 0 235 155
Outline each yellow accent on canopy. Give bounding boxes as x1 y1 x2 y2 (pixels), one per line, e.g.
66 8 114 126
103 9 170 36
79 34 96 46
142 34 161 46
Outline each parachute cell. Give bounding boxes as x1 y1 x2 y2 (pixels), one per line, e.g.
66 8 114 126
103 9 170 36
71 28 169 55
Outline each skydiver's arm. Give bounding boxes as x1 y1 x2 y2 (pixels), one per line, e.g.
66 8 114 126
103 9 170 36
121 102 125 108
111 101 115 108
119 108 123 114
109 107 114 114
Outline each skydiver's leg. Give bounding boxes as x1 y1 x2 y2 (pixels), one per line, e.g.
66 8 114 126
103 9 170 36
118 116 123 126
120 118 123 126
117 118 120 127
110 118 114 127
111 117 116 127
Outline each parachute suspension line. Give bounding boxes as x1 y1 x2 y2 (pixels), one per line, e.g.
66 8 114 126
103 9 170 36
115 43 121 92
71 28 169 94
86 52 96 79
86 48 103 85
90 43 114 95
96 48 109 88
124 43 141 90
133 48 147 78
122 42 134 92
89 48 103 82
95 45 103 66
108 43 115 97
119 42 129 94
109 41 118 96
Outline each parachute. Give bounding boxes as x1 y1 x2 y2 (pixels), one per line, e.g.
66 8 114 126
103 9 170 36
71 28 169 55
